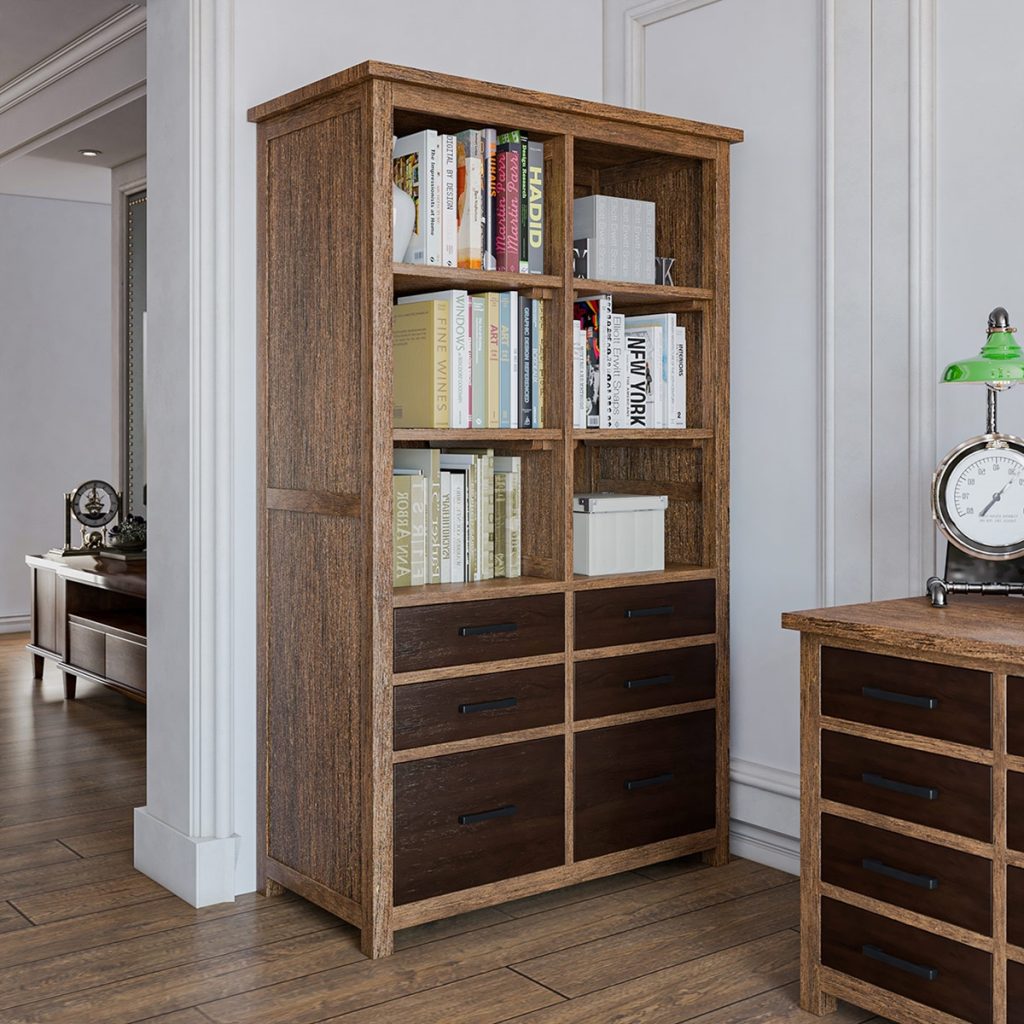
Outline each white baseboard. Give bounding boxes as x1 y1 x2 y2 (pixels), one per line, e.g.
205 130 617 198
0 615 30 634
134 806 239 907
729 757 800 875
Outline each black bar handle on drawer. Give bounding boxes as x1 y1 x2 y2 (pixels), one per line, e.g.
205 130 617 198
458 622 517 637
862 857 939 891
862 686 939 711
862 944 938 982
458 804 517 826
862 772 939 801
625 674 674 690
624 605 674 619
625 772 674 791
459 697 517 714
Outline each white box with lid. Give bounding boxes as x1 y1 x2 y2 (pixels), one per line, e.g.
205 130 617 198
572 493 667 576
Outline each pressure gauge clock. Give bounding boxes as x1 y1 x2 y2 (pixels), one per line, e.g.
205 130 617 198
933 434 1024 560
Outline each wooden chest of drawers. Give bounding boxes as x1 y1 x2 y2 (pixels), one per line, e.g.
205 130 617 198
784 596 1024 1024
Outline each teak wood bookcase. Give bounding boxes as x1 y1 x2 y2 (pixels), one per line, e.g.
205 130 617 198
249 62 742 958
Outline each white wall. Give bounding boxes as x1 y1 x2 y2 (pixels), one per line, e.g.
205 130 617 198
0 192 113 630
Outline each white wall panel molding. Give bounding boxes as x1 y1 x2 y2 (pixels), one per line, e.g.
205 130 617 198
730 759 800 874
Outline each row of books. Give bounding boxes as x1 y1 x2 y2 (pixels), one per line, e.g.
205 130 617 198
393 448 522 587
574 195 656 284
573 296 687 429
393 290 545 429
393 128 544 272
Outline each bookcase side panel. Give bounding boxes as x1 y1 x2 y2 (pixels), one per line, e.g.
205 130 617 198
261 101 370 903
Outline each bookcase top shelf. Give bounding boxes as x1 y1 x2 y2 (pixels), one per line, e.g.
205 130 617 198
248 62 744 145
394 264 562 296
572 280 713 306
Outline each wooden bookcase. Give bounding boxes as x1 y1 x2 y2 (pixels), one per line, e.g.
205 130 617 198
249 62 742 957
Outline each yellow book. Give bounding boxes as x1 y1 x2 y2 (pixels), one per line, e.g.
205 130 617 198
393 300 449 427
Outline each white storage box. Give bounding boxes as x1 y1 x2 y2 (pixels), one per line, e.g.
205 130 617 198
573 493 667 576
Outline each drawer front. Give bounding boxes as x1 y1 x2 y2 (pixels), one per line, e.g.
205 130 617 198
574 645 715 720
1008 676 1024 756
574 581 715 652
821 813 991 935
393 737 564 904
1008 772 1024 853
393 665 564 750
821 730 991 843
1008 867 1024 947
105 636 146 692
821 647 990 749
1009 959 1024 1024
393 595 564 673
821 897 992 1024
574 710 715 861
67 622 105 677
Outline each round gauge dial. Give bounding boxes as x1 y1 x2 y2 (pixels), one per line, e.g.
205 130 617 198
933 434 1024 559
70 480 119 529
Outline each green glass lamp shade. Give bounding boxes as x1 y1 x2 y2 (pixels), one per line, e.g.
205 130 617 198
942 306 1024 387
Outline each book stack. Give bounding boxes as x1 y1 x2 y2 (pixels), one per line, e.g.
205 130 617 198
572 296 686 429
393 290 545 428
393 128 544 273
573 195 656 284
393 448 522 587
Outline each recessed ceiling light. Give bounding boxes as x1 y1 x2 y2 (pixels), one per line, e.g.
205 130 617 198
79 148 102 158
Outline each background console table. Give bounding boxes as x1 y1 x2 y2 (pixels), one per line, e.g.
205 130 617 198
26 553 146 701
783 596 1024 1024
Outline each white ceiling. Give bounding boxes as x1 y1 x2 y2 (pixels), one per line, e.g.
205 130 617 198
33 94 145 167
0 1 135 90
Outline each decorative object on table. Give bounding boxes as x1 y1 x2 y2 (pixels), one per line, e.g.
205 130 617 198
572 195 655 283
572 237 591 279
55 480 122 555
573 492 667 576
654 256 675 287
106 513 146 553
927 306 1024 605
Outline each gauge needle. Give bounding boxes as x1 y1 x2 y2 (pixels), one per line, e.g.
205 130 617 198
980 481 1012 516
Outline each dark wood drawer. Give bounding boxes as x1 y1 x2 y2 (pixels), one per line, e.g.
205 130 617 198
574 581 715 652
821 647 990 749
574 645 715 720
393 595 564 673
574 710 715 861
393 736 564 904
105 635 146 692
393 665 564 750
67 622 105 677
821 897 992 1024
1008 772 1024 853
1008 676 1024 756
821 813 991 935
821 730 991 843
1008 867 1024 947
1009 958 1024 1024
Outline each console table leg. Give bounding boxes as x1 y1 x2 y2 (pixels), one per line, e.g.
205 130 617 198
31 653 44 679
62 672 77 700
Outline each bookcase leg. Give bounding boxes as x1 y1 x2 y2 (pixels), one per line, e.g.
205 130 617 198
62 672 77 700
31 653 44 679
261 878 286 898
800 965 836 1015
360 920 394 959
701 838 730 867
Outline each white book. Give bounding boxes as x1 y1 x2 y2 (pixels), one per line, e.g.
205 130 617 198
393 131 436 264
642 201 656 284
441 134 457 268
397 289 470 428
625 328 655 427
625 314 677 427
651 324 666 427
493 456 521 578
425 131 442 265
573 321 587 429
439 471 452 584
672 325 687 427
409 474 428 585
604 313 626 428
509 292 519 429
439 453 477 578
449 470 466 583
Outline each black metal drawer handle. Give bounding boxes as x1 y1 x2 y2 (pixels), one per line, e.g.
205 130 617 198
862 944 938 982
862 858 939 891
625 772 674 791
862 686 939 711
459 697 517 714
862 772 939 801
625 674 674 690
624 605 674 619
458 804 517 825
458 622 517 637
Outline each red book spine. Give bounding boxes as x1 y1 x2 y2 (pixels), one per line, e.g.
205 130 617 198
496 148 520 272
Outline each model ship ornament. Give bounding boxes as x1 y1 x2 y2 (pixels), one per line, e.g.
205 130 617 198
927 306 1024 605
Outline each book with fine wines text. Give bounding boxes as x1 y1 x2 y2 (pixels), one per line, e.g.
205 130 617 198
392 300 449 427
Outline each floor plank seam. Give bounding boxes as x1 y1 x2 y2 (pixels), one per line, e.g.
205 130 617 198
4 900 34 927
506 964 571 1001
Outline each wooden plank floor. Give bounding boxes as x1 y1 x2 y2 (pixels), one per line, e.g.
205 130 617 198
0 633 889 1023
